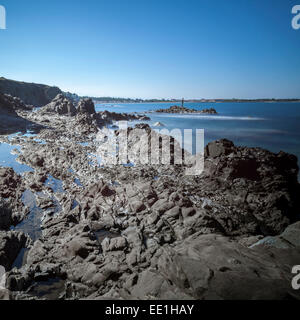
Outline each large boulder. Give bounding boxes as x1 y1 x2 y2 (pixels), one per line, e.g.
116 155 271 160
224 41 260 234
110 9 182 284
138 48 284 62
77 98 96 114
42 94 77 116
0 231 29 270
200 140 300 236
205 139 234 158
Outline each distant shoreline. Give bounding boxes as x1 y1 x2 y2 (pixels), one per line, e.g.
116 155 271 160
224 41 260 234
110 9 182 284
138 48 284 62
93 99 300 104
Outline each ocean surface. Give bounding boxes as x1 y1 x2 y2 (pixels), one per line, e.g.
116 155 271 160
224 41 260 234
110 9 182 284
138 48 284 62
96 101 300 176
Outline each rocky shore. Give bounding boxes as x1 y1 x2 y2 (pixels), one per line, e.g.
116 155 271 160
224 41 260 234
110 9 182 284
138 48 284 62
155 105 218 114
0 93 42 135
0 94 300 300
0 77 62 107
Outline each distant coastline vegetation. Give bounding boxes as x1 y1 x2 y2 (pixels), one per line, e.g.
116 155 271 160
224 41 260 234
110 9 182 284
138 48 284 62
88 97 300 104
1 77 300 105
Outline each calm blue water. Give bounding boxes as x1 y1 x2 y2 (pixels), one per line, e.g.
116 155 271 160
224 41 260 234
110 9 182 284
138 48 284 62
96 102 300 169
0 143 33 174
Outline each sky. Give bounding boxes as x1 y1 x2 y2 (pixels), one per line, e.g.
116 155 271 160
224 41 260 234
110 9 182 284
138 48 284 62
0 0 300 99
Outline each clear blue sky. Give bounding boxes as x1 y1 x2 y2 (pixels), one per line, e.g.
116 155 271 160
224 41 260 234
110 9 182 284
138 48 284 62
0 0 299 99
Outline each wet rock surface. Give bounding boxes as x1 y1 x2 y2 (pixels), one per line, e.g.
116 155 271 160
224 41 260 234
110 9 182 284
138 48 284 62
0 101 299 300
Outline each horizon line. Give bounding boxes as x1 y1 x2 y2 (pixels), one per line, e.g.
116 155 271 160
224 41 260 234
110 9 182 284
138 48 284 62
2 76 300 102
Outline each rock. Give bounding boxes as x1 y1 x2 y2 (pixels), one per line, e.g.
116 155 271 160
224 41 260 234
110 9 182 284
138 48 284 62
73 113 101 134
28 154 45 167
0 93 37 135
155 105 217 114
279 222 300 247
0 231 29 270
205 139 234 158
135 123 151 130
98 110 150 123
201 108 218 114
130 225 300 300
77 98 96 114
64 239 91 259
251 222 300 249
0 93 32 112
153 122 165 127
2 97 300 301
129 269 193 300
102 237 127 253
0 77 62 107
41 94 77 116
0 199 12 230
0 167 27 226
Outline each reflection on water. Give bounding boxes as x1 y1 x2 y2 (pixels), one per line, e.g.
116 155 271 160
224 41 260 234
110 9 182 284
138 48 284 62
11 189 43 241
45 175 64 193
12 248 29 269
0 142 33 174
27 278 66 300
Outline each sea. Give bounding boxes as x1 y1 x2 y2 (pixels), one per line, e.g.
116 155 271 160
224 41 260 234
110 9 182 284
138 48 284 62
96 102 300 174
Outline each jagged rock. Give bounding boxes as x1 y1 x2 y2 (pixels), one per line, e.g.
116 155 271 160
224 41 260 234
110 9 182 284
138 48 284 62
0 167 27 226
0 231 29 270
155 105 217 114
205 139 234 158
0 93 32 112
74 113 101 134
0 77 62 106
98 110 150 122
250 222 300 249
77 98 96 114
0 93 36 135
2 101 300 301
42 94 77 116
135 123 151 130
0 199 12 230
